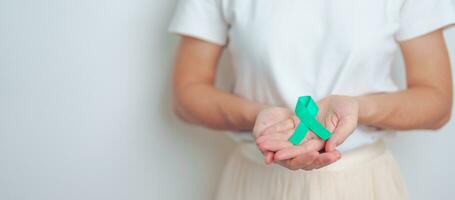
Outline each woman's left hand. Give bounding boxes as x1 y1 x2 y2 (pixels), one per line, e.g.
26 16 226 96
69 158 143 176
256 95 360 170
316 95 360 152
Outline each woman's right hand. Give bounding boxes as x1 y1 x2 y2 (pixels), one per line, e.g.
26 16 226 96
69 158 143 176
252 107 341 170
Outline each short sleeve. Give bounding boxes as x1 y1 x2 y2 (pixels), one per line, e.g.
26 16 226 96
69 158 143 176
168 0 229 45
395 0 455 42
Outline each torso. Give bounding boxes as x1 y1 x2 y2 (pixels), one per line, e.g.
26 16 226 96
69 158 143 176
222 0 405 151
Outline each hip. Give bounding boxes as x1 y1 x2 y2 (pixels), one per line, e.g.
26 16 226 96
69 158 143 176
216 140 408 200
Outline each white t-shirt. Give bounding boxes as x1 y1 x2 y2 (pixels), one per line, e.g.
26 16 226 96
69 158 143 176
169 0 455 151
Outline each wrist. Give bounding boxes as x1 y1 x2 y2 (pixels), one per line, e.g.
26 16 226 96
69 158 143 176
354 95 377 125
244 102 268 130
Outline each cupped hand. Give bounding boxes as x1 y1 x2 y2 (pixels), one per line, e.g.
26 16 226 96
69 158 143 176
316 95 359 152
252 106 339 170
252 95 359 170
252 107 294 164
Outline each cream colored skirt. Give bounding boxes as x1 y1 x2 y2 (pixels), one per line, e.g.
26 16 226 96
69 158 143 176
215 140 408 200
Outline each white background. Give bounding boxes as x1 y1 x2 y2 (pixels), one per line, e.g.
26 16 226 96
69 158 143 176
1 0 454 199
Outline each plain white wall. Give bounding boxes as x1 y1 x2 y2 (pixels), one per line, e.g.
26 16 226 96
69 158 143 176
0 0 454 199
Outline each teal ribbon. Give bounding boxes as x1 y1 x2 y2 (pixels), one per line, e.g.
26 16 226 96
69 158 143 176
288 96 332 145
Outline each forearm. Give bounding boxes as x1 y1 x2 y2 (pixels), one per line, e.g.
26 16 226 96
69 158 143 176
174 83 264 131
172 36 265 131
356 86 452 130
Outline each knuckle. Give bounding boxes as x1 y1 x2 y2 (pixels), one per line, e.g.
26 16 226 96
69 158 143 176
258 143 268 150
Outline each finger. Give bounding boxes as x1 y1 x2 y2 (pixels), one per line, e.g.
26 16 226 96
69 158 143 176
301 131 318 143
323 113 338 133
311 151 341 169
261 118 296 136
325 117 357 152
258 139 293 152
264 151 274 165
321 114 337 152
288 151 319 169
256 130 293 144
274 139 324 161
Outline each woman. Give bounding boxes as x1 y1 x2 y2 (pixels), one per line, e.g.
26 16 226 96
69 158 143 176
169 0 454 199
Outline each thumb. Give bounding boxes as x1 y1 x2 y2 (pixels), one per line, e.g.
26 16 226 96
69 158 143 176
325 117 357 152
325 133 343 152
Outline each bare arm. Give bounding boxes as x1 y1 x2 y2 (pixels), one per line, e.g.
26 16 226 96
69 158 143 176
172 36 264 131
253 30 453 170
357 30 453 130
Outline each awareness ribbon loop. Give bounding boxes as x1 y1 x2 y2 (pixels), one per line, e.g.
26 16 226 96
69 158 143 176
288 96 332 145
